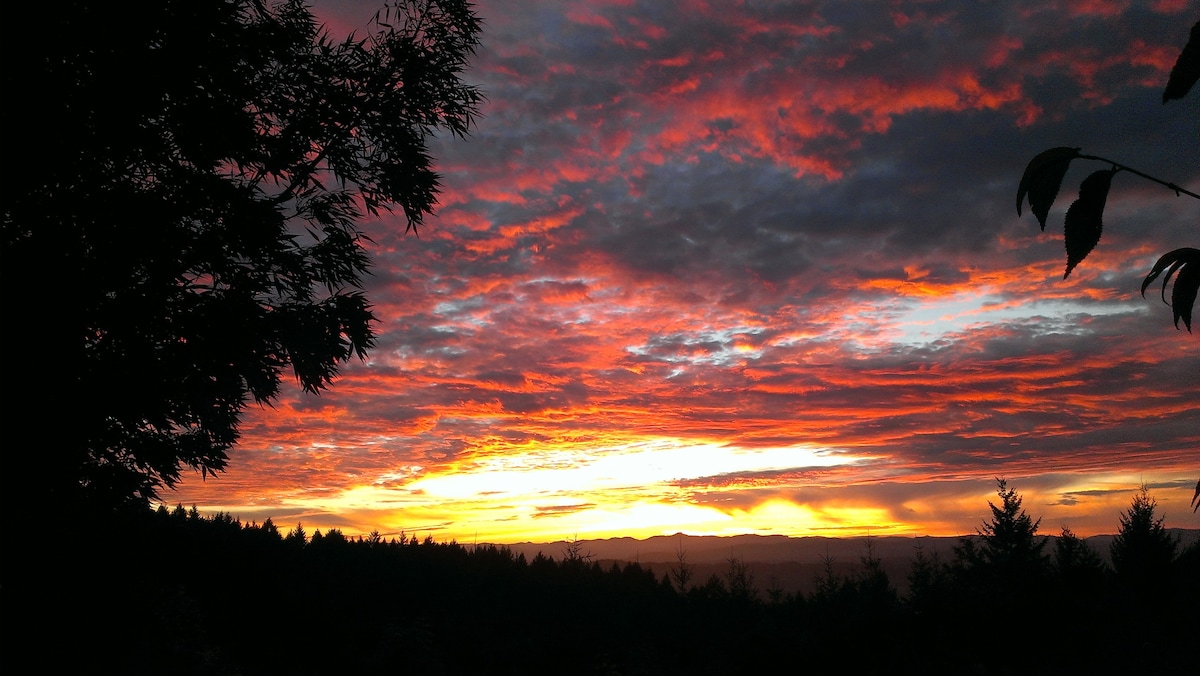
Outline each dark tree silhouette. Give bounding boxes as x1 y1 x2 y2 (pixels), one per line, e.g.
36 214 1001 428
1053 525 1105 581
723 554 758 603
952 478 1049 605
1016 20 1199 331
1053 525 1108 614
1110 484 1179 592
561 534 594 568
905 542 949 614
669 535 694 592
9 496 1200 674
973 478 1048 575
1 1 482 509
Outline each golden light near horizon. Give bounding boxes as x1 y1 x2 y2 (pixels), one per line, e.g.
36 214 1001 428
720 499 912 537
222 439 884 542
175 461 1199 546
407 440 862 501
357 440 873 540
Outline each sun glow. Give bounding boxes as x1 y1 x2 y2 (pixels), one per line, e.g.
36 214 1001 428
177 455 1198 544
407 440 859 500
252 440 881 542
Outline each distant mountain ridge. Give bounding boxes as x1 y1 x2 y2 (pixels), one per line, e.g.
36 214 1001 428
496 532 964 565
494 530 1199 564
486 530 1200 596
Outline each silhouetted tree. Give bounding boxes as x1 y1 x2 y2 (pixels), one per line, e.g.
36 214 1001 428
905 542 950 617
1052 525 1109 635
951 478 1049 623
723 555 758 603
561 534 594 571
811 551 843 602
285 522 307 548
1110 484 1178 593
367 529 385 547
1053 525 1106 586
669 536 694 593
803 540 901 672
972 478 1048 578
1 0 483 511
853 537 897 611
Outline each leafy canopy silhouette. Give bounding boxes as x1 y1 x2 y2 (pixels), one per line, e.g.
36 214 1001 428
0 0 482 508
1016 20 1200 331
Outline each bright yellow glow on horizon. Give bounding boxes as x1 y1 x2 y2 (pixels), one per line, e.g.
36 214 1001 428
235 439 891 542
727 499 913 537
407 441 858 500
174 450 1199 545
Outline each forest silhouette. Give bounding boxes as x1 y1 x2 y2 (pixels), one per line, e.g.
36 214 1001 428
6 481 1197 675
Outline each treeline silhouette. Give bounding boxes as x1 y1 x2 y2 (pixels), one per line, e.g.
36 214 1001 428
7 482 1197 675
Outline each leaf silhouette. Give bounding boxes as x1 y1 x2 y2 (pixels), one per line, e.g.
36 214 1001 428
1170 260 1199 332
1163 20 1200 103
1016 146 1081 230
1062 169 1116 278
1141 247 1200 332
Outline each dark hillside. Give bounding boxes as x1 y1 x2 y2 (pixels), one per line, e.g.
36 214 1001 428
6 506 1194 675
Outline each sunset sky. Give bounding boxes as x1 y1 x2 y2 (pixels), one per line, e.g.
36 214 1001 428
168 0 1200 544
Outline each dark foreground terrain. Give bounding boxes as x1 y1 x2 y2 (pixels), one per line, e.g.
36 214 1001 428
3 501 1197 675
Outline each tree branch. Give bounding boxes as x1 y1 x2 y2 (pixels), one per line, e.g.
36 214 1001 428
1078 153 1200 200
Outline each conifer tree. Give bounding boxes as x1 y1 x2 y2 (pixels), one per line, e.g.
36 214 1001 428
976 478 1048 576
1054 526 1106 581
906 543 949 616
669 538 694 593
1110 484 1178 591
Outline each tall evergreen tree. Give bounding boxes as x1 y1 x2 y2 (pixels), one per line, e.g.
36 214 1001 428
950 477 1050 624
1110 484 1178 591
975 478 1049 577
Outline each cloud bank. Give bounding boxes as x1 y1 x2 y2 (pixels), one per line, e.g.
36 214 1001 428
169 0 1200 542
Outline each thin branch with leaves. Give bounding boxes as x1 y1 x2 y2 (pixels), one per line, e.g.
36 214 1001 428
1015 20 1200 332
